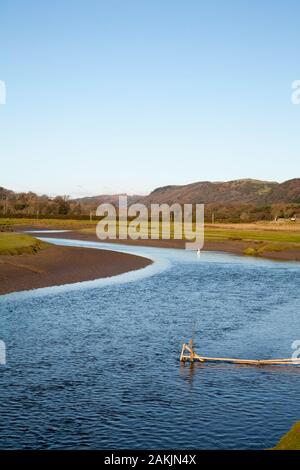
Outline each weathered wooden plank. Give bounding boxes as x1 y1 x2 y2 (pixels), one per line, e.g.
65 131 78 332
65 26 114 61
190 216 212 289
180 342 300 366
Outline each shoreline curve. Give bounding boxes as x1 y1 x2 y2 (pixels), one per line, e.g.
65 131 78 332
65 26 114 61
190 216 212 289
0 242 153 296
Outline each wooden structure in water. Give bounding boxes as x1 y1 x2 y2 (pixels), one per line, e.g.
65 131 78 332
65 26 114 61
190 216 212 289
180 339 300 366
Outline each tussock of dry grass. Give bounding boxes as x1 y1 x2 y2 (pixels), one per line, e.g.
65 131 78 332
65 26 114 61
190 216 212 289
273 421 300 450
0 233 48 255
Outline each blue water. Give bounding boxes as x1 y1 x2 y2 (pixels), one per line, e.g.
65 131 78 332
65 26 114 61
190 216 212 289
0 238 300 450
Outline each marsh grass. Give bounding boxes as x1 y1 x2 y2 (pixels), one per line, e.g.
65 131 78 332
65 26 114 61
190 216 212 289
0 233 48 255
273 421 300 450
1 218 300 253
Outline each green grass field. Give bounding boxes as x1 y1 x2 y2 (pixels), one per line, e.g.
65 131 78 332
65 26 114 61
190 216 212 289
1 218 300 255
204 225 300 255
273 421 300 450
205 227 300 243
0 233 48 255
0 217 97 230
83 221 300 250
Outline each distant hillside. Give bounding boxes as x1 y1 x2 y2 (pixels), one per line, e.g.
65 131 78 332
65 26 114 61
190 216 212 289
1 179 300 222
72 194 141 208
265 179 300 204
139 179 300 205
0 186 14 198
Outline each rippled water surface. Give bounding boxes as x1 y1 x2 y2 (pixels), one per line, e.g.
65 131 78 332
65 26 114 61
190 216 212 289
0 239 300 449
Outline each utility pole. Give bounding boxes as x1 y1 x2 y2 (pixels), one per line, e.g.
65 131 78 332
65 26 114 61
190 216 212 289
211 211 215 224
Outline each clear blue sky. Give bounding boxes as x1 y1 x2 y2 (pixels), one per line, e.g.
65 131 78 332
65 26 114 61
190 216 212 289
0 0 299 197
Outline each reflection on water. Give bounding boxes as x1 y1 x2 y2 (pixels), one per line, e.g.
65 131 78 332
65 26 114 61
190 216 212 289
0 238 299 449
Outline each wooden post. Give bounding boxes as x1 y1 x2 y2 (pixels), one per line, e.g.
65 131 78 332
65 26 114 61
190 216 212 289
180 343 185 362
180 339 300 365
189 338 195 363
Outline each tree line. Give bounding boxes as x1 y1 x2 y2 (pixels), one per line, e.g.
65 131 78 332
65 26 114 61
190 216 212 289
0 190 82 218
0 188 299 222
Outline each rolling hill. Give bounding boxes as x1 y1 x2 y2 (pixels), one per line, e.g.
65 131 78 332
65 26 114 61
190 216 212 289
1 179 300 222
139 179 300 205
73 178 300 207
